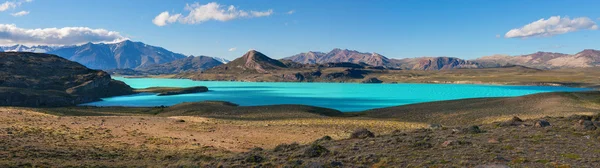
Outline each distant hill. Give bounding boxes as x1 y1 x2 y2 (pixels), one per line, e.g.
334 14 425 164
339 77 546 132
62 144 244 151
206 50 287 73
284 48 392 67
0 52 134 107
284 49 479 70
475 49 600 69
391 57 481 70
134 55 224 74
46 40 187 70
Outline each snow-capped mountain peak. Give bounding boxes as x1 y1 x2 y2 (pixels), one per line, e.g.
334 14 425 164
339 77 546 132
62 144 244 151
211 57 230 64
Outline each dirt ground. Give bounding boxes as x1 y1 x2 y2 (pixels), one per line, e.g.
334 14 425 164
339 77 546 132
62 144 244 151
0 107 424 167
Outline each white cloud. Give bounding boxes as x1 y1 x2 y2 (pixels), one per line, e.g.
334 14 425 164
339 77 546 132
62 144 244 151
0 1 17 11
0 0 32 12
10 10 28 16
153 2 273 26
228 47 236 52
0 24 127 45
505 16 598 38
152 11 181 26
286 10 295 15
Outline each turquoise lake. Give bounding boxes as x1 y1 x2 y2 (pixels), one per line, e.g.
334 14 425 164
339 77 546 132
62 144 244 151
83 77 590 112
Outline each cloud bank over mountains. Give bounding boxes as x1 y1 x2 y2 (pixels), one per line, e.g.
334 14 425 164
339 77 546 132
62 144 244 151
0 24 126 46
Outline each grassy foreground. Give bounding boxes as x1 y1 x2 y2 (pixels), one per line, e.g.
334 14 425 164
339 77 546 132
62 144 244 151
1 91 600 167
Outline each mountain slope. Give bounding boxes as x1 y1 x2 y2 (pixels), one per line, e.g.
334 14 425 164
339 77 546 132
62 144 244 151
212 57 230 64
135 56 223 74
206 50 287 73
284 49 392 67
46 40 186 69
475 50 600 69
391 57 481 70
0 52 134 107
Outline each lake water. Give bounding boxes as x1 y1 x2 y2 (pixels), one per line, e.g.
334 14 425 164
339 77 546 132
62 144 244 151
83 77 590 112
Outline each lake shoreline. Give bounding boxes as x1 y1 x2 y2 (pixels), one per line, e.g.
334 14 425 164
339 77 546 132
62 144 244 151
117 75 599 90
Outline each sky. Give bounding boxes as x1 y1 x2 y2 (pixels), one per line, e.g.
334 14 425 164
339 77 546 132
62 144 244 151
0 0 599 60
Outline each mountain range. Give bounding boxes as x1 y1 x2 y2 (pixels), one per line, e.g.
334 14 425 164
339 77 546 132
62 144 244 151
0 41 229 70
283 48 393 67
475 49 600 69
0 44 64 53
283 48 479 70
3 40 600 72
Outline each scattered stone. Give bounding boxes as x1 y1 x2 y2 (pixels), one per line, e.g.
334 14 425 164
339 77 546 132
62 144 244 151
441 140 455 147
498 116 524 127
534 120 550 127
244 154 264 163
304 144 330 158
569 115 592 121
494 156 510 162
274 142 300 152
314 136 333 144
350 128 375 139
305 162 325 168
576 120 597 130
488 138 500 144
250 147 263 151
511 116 523 122
475 164 510 168
412 141 433 149
428 123 443 130
461 125 483 134
329 161 343 167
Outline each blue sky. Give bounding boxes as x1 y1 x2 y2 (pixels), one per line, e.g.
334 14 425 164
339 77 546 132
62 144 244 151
1 0 599 60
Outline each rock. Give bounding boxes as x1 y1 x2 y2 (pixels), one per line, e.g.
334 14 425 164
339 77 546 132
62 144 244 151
361 77 383 83
303 144 329 158
576 120 597 130
461 125 483 134
274 142 300 152
428 123 443 130
534 120 550 127
511 116 524 122
329 161 343 167
175 119 185 123
250 147 263 151
305 162 325 168
350 128 375 139
498 116 524 127
313 136 333 144
244 154 264 163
